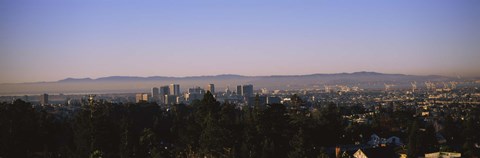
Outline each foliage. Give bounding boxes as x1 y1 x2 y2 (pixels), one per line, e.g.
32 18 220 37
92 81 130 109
2 96 472 157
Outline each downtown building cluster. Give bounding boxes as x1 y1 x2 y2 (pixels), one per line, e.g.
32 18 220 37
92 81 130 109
133 83 283 106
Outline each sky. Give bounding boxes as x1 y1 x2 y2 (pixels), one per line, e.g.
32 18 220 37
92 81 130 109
1 0 479 83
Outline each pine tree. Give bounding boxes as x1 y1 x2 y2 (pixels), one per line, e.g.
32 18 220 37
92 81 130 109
288 128 306 158
407 119 421 157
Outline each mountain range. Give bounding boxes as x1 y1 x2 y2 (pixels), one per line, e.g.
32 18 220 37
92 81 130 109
0 72 463 95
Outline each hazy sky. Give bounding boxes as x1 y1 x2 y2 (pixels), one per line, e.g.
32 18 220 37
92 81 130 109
1 0 479 83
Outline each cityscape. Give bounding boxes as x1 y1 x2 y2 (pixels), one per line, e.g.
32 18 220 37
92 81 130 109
1 76 480 157
1 0 480 158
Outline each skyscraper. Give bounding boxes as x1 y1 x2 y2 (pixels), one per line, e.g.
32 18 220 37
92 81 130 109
237 85 242 95
151 87 159 103
206 84 215 94
164 95 177 105
159 86 170 103
242 84 254 97
160 86 170 95
40 93 48 105
188 87 205 94
185 87 205 103
170 84 180 96
225 86 231 95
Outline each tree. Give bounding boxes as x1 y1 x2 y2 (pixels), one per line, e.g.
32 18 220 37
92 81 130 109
71 105 94 158
0 99 39 157
291 94 304 107
317 147 329 158
171 103 199 155
260 139 275 158
288 128 306 158
258 103 290 157
311 103 344 147
424 124 439 153
197 92 233 156
407 119 421 157
139 128 163 158
90 150 104 158
119 114 134 158
462 117 480 157
442 116 460 146
199 112 230 157
239 106 261 158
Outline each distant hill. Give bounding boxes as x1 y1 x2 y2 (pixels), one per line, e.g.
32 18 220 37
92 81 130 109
0 72 459 95
58 78 93 82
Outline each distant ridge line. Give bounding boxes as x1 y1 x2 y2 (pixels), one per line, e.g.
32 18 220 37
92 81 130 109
58 71 404 82
51 71 450 83
0 71 456 85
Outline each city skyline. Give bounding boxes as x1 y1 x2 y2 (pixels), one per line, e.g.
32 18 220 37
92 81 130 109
1 0 480 83
2 1 480 157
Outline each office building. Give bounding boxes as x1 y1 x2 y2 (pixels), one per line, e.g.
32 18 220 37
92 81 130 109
237 85 242 95
185 87 205 103
206 84 215 94
247 95 266 106
170 84 180 96
176 96 184 104
164 95 177 105
242 84 254 97
261 88 269 94
159 86 170 103
267 96 281 104
151 87 159 103
135 93 149 103
225 86 231 95
185 93 203 103
160 86 170 95
40 93 48 105
188 87 205 94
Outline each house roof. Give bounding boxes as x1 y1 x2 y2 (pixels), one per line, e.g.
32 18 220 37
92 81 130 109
357 147 399 158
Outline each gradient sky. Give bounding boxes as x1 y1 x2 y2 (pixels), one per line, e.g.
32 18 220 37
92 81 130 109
1 0 480 83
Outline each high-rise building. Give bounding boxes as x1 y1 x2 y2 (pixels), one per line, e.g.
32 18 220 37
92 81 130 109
135 93 149 103
160 86 170 95
267 96 281 104
176 96 184 104
247 95 266 106
164 95 177 105
185 93 203 103
169 84 180 96
242 84 254 97
40 93 48 105
151 87 159 103
225 86 231 95
261 88 269 94
185 87 204 104
188 87 205 94
159 86 170 104
206 84 215 94
237 85 242 95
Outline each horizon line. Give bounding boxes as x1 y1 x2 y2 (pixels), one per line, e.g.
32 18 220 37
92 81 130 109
1 71 463 85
